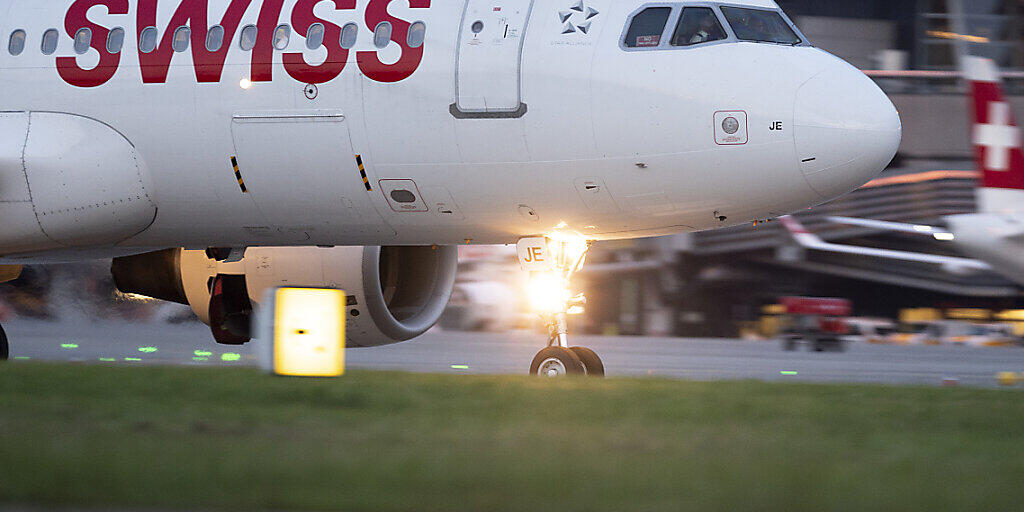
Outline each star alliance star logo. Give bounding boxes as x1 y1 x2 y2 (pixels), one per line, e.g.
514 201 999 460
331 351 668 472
559 1 600 35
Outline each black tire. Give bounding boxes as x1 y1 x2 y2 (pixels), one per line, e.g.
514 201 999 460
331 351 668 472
570 346 605 377
0 324 8 361
530 347 585 376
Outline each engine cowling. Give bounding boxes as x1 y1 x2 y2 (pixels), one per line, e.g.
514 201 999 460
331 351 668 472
112 246 458 347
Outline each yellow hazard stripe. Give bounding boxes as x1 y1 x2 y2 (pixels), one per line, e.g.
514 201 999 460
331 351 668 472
355 154 371 191
230 156 248 193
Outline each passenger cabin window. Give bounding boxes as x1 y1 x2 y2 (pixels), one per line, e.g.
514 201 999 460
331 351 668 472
172 26 191 52
206 25 225 51
40 29 58 55
139 26 158 53
306 23 325 49
8 29 26 56
107 27 125 54
407 21 425 48
273 24 290 50
624 7 671 48
239 25 257 51
373 22 392 49
720 7 801 45
672 7 727 46
73 28 91 54
340 22 358 49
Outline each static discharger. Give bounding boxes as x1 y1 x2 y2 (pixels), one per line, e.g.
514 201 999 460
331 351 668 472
231 156 248 193
61 343 79 349
355 155 371 191
138 347 158 354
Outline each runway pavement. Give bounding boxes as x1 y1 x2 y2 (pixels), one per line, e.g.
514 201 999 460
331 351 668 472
4 318 1024 387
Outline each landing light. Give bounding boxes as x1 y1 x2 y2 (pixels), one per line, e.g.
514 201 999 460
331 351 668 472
913 225 933 233
933 232 956 241
239 78 253 90
527 272 570 313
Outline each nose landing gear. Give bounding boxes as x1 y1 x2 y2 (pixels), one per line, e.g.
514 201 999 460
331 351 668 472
520 236 605 377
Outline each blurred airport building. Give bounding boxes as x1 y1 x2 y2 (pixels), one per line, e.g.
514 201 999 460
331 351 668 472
574 0 1024 337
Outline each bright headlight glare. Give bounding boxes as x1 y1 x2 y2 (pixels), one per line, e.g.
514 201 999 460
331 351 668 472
527 272 569 313
545 232 589 270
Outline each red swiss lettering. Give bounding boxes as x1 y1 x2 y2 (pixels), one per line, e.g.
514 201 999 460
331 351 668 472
250 0 285 82
357 0 430 83
57 0 129 88
284 0 356 84
137 0 254 84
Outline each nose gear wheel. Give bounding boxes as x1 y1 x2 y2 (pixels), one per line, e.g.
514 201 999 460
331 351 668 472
530 347 584 377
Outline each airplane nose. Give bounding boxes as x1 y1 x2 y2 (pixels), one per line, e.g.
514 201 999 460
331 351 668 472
794 65 902 202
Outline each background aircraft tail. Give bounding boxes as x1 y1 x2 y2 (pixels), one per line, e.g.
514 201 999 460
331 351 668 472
964 56 1024 214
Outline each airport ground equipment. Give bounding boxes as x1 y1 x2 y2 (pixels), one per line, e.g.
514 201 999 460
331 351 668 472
256 288 346 377
778 297 851 352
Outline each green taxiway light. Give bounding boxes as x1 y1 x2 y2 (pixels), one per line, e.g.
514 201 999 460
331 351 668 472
138 347 158 354
451 364 470 370
99 358 116 362
194 350 213 357
193 356 209 362
780 371 798 376
125 358 142 362
61 343 79 349
221 353 241 362
13 356 30 360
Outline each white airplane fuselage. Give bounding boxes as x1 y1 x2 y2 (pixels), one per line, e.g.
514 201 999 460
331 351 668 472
946 212 1024 284
0 0 901 263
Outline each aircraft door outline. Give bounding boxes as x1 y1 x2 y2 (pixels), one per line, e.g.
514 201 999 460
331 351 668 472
451 0 535 119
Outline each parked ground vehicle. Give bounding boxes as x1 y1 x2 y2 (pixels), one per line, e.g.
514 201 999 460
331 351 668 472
843 318 897 344
778 297 851 352
947 323 1019 347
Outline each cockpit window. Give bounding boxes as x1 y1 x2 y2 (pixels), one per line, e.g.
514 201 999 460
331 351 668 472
720 6 801 45
671 7 727 46
623 7 672 48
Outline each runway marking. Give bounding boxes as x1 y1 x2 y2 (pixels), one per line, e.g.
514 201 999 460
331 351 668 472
61 343 79 349
99 358 116 362
781 371 799 375
450 364 470 370
193 357 209 362
194 350 213 357
125 358 142 362
13 356 30 360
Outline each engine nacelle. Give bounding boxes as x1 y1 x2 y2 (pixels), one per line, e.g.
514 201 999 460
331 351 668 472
112 246 458 347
